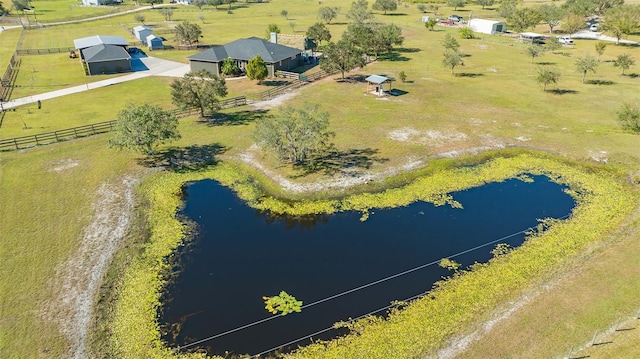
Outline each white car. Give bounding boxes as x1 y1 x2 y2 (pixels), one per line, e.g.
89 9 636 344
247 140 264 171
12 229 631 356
590 24 598 32
557 36 574 45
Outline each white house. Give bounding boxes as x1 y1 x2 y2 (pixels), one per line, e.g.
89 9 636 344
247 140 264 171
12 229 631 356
467 19 506 35
133 25 152 42
146 35 164 50
174 0 192 4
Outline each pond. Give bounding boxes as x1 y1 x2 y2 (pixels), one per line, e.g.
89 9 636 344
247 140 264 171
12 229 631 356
160 175 575 357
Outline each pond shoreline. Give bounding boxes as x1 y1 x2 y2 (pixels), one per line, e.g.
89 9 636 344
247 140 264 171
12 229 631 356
101 150 637 359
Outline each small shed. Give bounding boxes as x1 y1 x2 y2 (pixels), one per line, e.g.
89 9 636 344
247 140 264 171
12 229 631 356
133 25 152 42
365 75 394 96
467 19 505 35
146 34 164 50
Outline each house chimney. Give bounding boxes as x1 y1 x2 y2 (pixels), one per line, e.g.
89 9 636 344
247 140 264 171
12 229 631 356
270 32 278 44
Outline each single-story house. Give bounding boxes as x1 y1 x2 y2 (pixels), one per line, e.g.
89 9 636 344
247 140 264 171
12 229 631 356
133 25 152 42
81 44 131 75
187 37 303 78
82 0 122 5
146 35 164 50
174 0 193 4
467 19 505 35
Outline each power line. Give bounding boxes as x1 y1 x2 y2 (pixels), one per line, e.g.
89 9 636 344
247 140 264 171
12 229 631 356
177 215 569 352
249 291 430 359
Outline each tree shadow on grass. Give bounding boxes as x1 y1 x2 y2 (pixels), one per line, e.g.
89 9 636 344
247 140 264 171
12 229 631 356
378 52 410 61
395 47 421 53
549 89 578 95
262 80 291 87
456 72 484 77
586 79 616 85
293 148 388 177
138 143 227 172
627 73 640 78
200 109 267 126
537 61 556 66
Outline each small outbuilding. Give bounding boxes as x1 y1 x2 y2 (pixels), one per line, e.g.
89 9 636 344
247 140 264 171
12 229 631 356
467 19 505 35
365 75 394 96
146 35 164 50
133 25 152 42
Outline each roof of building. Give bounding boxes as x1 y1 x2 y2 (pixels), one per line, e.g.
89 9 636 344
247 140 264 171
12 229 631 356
134 25 151 32
365 75 392 84
468 18 504 25
74 35 129 50
520 32 544 38
188 37 301 63
82 44 131 63
146 34 162 41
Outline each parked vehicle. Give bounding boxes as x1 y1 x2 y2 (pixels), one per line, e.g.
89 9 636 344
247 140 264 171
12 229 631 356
448 15 463 22
557 36 574 45
590 23 598 32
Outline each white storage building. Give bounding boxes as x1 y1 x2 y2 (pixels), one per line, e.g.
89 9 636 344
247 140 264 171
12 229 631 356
467 19 506 35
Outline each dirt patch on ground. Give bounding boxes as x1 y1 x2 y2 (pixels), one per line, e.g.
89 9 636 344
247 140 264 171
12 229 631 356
49 158 79 172
250 91 300 110
45 175 140 359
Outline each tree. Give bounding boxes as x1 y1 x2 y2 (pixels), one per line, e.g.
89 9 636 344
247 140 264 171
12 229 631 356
398 70 407 83
593 0 624 15
595 42 607 58
498 0 518 19
442 33 460 52
616 103 640 133
280 9 288 19
207 0 222 9
220 57 240 76
545 37 562 51
442 51 464 74
562 14 586 36
143 0 162 7
266 23 281 39
372 0 397 15
526 45 544 63
263 291 303 316
253 103 335 164
507 7 542 33
371 23 404 57
447 0 465 11
193 0 206 9
439 258 461 272
459 27 474 39
318 6 338 24
109 103 180 155
417 3 427 13
536 67 560 91
575 54 599 83
476 0 494 10
246 55 268 84
11 0 30 12
306 23 332 44
159 8 174 21
537 4 565 33
171 70 228 117
175 21 202 45
425 18 437 31
134 14 145 24
563 0 596 16
347 0 374 24
223 0 237 13
613 53 635 75
320 39 366 79
601 5 640 45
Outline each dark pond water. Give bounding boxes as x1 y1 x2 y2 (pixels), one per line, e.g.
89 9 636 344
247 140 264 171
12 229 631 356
160 175 575 357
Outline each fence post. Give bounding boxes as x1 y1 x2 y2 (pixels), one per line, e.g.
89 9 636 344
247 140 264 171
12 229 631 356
590 330 599 346
34 134 39 145
14 138 18 149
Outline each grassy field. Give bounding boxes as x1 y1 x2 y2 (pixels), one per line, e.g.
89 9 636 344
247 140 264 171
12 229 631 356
1 0 640 358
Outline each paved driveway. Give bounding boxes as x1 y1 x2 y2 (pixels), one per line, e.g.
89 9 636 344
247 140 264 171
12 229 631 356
2 56 190 110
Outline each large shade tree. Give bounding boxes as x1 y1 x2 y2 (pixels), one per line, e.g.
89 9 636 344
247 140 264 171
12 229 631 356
175 21 202 45
318 6 338 23
372 0 397 15
321 39 366 79
109 103 180 155
253 103 335 164
170 70 228 117
347 0 374 24
537 4 565 33
601 5 640 45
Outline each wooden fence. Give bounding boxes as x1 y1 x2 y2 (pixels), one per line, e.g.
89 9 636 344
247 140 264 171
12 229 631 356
0 53 21 127
257 69 334 101
0 96 248 151
0 120 116 151
16 47 76 55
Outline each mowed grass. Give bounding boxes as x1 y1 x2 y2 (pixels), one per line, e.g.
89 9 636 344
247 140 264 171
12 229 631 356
1 0 640 358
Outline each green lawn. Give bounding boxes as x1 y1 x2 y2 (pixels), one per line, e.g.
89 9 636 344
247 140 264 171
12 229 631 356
1 0 640 358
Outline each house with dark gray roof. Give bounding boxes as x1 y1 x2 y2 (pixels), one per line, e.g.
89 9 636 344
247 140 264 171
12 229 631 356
188 37 302 78
81 44 131 75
